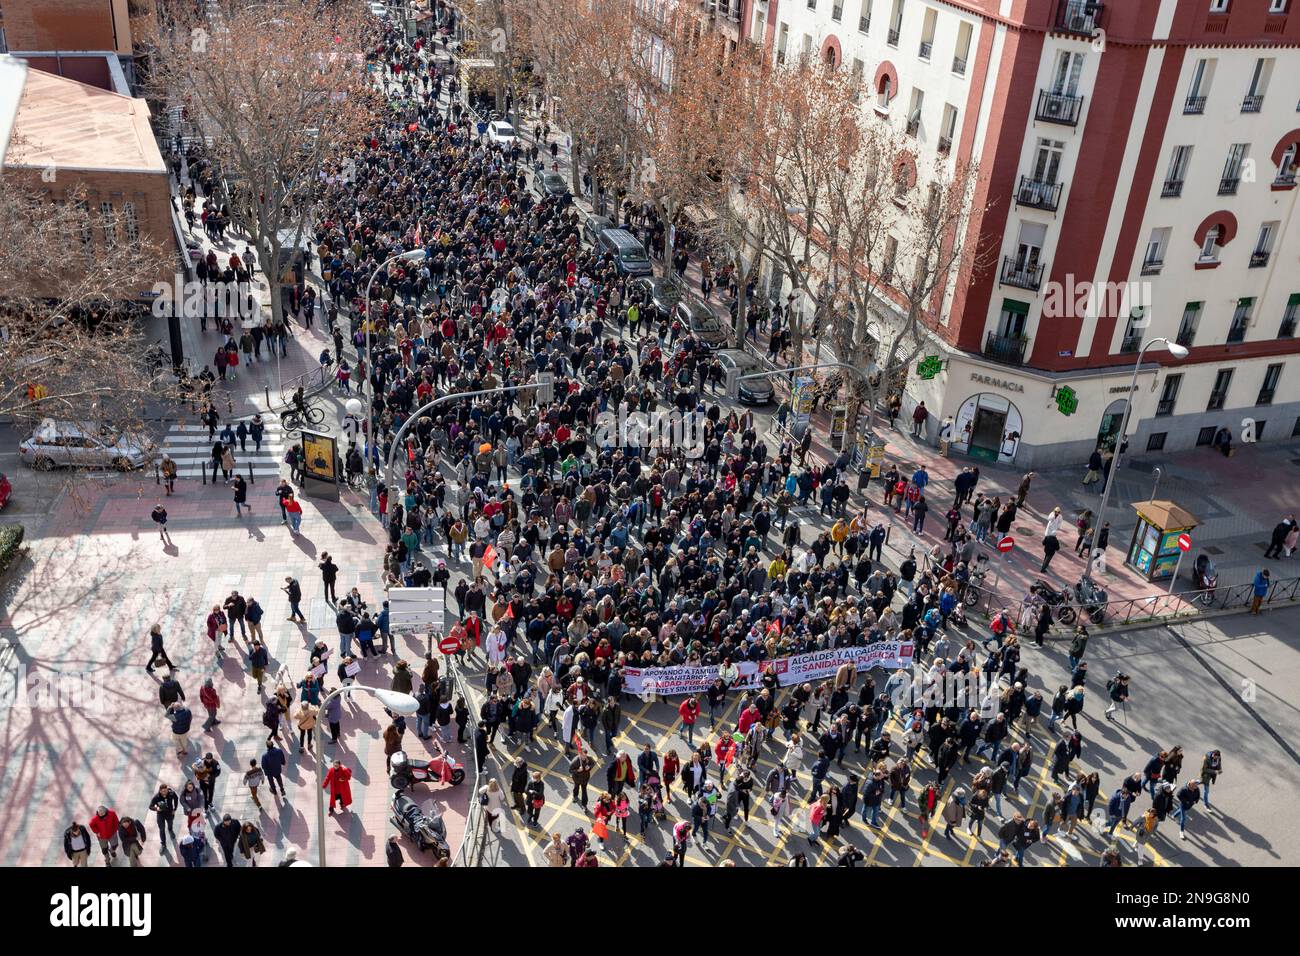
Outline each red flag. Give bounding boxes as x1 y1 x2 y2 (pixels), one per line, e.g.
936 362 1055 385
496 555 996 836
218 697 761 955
504 603 514 620
483 545 498 569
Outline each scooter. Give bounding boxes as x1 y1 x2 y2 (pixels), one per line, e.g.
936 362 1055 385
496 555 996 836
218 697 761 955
1071 578 1108 625
1192 554 1218 606
390 792 450 858
390 743 466 790
1030 580 1077 624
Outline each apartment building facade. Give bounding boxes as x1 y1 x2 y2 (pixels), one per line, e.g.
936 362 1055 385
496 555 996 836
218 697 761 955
752 0 1300 467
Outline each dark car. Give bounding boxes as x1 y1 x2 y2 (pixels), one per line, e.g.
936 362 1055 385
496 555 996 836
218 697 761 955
675 297 728 349
581 214 615 247
630 275 684 316
716 349 774 404
597 228 654 277
538 171 569 200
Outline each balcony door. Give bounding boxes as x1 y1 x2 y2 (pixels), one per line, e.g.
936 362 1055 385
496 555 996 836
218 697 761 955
1033 138 1065 184
1051 51 1084 96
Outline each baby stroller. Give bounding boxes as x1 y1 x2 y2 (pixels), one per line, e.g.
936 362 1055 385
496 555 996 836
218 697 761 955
645 774 668 822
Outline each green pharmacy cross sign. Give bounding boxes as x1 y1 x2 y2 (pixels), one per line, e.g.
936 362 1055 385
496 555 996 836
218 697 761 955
916 355 943 380
1055 385 1079 417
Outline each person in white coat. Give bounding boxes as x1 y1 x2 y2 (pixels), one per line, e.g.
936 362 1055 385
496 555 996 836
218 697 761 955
561 701 577 756
486 626 509 667
1044 507 1064 540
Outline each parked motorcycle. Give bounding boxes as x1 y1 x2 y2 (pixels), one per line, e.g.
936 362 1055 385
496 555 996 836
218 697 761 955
390 792 449 858
1072 579 1108 625
390 743 466 791
1192 554 1218 606
1030 580 1077 624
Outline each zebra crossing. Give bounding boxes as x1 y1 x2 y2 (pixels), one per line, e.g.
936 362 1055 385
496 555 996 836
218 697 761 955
159 417 288 480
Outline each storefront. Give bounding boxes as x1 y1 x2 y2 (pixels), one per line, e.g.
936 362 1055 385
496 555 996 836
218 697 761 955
1096 397 1128 452
952 390 1024 463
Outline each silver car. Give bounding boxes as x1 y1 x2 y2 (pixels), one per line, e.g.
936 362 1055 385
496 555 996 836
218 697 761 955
717 349 774 404
19 419 154 471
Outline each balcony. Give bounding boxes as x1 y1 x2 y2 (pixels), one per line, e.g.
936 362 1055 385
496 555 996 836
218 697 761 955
1161 179 1183 198
1054 0 1104 36
952 56 967 75
919 40 933 60
1275 169 1297 188
887 26 901 46
859 15 870 32
1184 95 1207 115
1242 94 1264 113
1250 250 1271 268
1156 399 1177 417
938 135 952 154
1120 333 1143 354
1000 256 1045 291
1218 176 1240 195
983 331 1028 366
1140 257 1163 276
1016 176 1063 212
1036 90 1084 126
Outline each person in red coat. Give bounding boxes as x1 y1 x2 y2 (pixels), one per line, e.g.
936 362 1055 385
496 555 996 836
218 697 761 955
737 701 762 737
88 805 121 862
324 761 353 815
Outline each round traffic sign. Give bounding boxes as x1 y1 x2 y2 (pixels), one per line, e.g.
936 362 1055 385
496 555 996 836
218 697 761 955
437 634 461 655
1177 533 1192 552
997 535 1015 553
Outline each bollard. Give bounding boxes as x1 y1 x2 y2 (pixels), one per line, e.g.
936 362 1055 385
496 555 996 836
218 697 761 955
248 461 255 485
201 459 208 485
265 386 271 406
154 463 161 485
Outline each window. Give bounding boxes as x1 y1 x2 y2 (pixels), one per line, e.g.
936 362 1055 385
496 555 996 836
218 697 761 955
1228 298 1253 343
74 199 93 259
877 75 893 109
1257 364 1283 405
1219 143 1248 194
1185 58 1213 113
1207 369 1233 411
122 202 139 244
882 235 898 281
1243 59 1272 112
777 23 789 64
996 299 1029 339
851 58 865 102
953 22 972 75
808 0 817 10
1146 433 1167 452
1199 226 1221 263
907 88 924 137
1292 416 1300 438
801 33 813 63
1281 294 1300 338
1252 222 1277 267
1052 51 1085 97
888 0 903 46
939 104 958 153
919 9 936 60
832 0 843 20
1209 0 1230 11
1163 145 1191 196
1157 374 1182 417
1032 138 1065 184
1196 426 1218 447
1270 0 1289 13
859 0 872 33
1176 302 1202 348
1277 143 1298 186
1120 311 1145 353
99 201 117 246
1254 420 1267 441
1142 228 1169 275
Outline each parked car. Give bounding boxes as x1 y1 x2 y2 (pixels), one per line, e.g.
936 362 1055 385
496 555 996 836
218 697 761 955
581 214 615 248
675 296 728 349
487 120 516 146
629 275 684 316
0 472 11 510
597 228 653 277
18 419 154 471
716 349 774 404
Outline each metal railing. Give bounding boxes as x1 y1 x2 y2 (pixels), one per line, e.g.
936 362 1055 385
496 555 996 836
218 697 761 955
1055 0 1104 36
972 575 1300 626
1242 94 1264 113
1036 90 1084 126
1016 176 1063 212
983 331 1029 366
1161 179 1183 198
1184 95 1206 115
450 657 488 867
1000 256 1045 291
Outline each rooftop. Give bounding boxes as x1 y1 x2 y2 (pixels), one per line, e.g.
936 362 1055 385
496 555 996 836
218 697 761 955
2 57 165 174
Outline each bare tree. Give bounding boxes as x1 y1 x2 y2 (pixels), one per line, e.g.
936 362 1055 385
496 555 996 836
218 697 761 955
0 173 173 442
145 0 377 329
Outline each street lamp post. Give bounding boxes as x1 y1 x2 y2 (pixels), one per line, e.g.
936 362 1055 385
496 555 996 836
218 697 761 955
1082 336 1189 587
314 684 418 868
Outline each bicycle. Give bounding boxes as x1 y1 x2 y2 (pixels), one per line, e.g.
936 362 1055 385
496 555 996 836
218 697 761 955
282 404 325 431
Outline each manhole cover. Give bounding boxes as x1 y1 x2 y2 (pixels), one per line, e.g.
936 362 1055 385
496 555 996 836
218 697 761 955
1015 526 1033 535
1204 545 1224 555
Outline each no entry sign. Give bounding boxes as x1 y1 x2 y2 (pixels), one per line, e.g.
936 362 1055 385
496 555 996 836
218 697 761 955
437 634 461 655
1177 533 1192 552
997 536 1015 553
